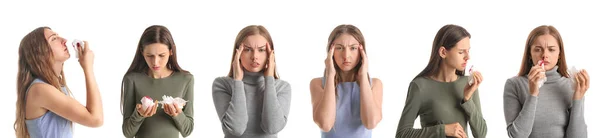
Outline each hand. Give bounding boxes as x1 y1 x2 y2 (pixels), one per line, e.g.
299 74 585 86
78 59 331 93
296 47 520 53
528 63 546 96
78 41 94 71
164 103 183 117
233 44 244 81
136 101 158 118
445 122 467 138
357 45 368 78
264 43 275 77
573 69 590 100
464 71 482 101
325 45 336 77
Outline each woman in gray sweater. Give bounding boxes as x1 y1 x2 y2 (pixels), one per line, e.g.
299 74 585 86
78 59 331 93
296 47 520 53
503 25 590 138
212 25 292 138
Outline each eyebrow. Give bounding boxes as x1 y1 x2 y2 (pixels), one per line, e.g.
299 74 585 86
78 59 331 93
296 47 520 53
243 45 267 48
144 52 168 55
334 44 359 47
46 34 57 40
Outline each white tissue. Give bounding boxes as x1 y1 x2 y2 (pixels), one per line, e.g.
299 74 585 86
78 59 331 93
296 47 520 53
466 65 476 85
140 96 154 111
158 95 187 109
71 39 85 58
537 62 547 89
568 66 581 90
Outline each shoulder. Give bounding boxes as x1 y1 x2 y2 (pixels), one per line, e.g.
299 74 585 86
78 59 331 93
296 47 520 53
123 72 145 81
175 72 194 82
310 77 323 88
274 78 291 87
410 76 429 87
28 82 62 104
371 78 382 85
506 76 527 86
213 76 233 86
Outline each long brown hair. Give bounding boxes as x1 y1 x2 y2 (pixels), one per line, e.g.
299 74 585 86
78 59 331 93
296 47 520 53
517 25 568 77
120 25 188 114
415 24 471 79
15 27 68 138
325 24 368 86
227 25 279 79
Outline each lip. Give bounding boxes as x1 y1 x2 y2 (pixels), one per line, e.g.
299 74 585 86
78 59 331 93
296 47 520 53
152 66 160 70
251 62 261 67
461 63 467 67
343 62 352 66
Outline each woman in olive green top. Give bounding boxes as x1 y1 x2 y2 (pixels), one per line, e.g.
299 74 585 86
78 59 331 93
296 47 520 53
120 25 194 138
395 24 487 138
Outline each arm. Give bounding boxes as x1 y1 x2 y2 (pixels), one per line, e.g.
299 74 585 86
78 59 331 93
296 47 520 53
503 79 537 138
121 75 145 137
260 76 292 134
30 70 103 128
310 77 337 132
212 77 248 136
566 98 587 138
395 81 445 138
358 77 382 129
461 89 487 138
171 76 195 137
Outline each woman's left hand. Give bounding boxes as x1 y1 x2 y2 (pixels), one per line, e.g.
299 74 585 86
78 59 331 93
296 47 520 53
464 71 483 101
164 103 183 117
573 69 590 100
264 42 275 77
357 45 368 78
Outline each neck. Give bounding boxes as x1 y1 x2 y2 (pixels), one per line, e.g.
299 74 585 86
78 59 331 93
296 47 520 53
148 68 173 79
430 63 457 82
53 62 63 77
339 71 355 82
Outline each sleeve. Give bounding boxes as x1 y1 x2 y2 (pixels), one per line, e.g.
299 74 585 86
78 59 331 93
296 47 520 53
395 81 445 138
122 75 145 138
212 77 248 136
260 76 292 134
461 89 487 138
566 98 587 138
503 79 538 138
171 75 195 137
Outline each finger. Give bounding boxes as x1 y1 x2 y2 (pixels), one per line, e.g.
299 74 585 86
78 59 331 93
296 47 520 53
266 42 271 53
82 40 90 52
143 105 153 116
582 70 590 88
579 72 587 90
477 72 483 83
328 44 335 57
170 104 177 115
577 72 585 91
359 45 366 58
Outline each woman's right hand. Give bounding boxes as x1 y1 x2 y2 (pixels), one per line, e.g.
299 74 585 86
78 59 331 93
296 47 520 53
136 101 158 118
528 63 546 96
77 40 94 71
233 45 244 81
445 122 466 138
325 45 336 77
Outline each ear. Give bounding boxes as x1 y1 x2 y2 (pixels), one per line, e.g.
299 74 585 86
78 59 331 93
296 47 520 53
438 46 447 58
170 50 173 56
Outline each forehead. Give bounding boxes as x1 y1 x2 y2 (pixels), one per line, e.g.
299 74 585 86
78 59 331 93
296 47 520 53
143 43 170 53
454 37 470 49
43 28 56 39
333 33 358 44
533 34 558 45
243 35 268 45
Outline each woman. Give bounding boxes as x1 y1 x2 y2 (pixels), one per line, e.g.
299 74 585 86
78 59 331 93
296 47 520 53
121 25 194 138
309 24 383 138
503 25 589 138
395 24 487 138
212 25 292 138
14 27 103 138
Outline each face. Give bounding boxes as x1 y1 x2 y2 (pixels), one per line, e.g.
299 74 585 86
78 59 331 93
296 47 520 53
143 43 172 73
44 29 70 62
240 35 269 72
332 33 361 72
530 34 560 70
441 37 471 71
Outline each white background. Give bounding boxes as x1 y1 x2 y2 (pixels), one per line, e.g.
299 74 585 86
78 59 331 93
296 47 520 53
1 1 598 138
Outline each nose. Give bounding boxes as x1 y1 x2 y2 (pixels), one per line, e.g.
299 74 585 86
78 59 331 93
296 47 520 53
251 50 259 60
541 49 549 60
464 51 470 60
343 48 351 59
153 58 159 66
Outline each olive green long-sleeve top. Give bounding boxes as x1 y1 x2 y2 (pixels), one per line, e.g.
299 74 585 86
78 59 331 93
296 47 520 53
396 76 487 138
122 72 195 138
